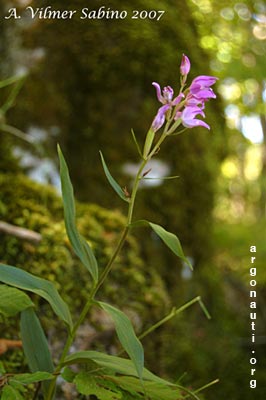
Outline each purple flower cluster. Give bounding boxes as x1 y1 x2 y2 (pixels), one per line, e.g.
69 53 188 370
151 54 218 132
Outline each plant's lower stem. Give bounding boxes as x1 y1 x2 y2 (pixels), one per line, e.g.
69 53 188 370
46 158 150 400
33 382 41 400
45 227 130 399
94 226 129 293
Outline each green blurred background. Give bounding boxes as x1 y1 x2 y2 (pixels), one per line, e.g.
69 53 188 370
0 0 265 399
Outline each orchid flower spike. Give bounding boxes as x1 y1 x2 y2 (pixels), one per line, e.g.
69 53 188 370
150 54 218 135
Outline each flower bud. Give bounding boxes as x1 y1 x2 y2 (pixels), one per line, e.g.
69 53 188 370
180 54 191 76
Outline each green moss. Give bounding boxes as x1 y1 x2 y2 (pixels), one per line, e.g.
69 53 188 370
0 173 169 321
0 173 172 394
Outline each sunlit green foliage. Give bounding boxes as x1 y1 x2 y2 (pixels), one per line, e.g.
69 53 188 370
1 1 265 399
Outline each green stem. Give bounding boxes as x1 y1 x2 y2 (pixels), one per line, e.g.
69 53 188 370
45 379 56 399
46 295 99 399
32 382 41 400
138 296 201 340
116 296 209 362
93 226 129 293
127 158 147 224
148 131 168 159
165 119 182 136
147 111 181 159
193 379 219 394
45 155 149 400
0 123 35 144
95 156 149 293
183 379 219 399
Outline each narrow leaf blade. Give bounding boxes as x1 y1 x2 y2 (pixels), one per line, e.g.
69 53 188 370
149 222 192 269
107 376 181 400
10 372 54 385
58 145 98 283
131 129 143 158
0 75 26 89
20 308 54 373
0 284 34 316
129 220 192 270
20 309 54 397
142 175 179 181
98 302 144 380
64 351 169 385
0 263 72 329
99 151 129 202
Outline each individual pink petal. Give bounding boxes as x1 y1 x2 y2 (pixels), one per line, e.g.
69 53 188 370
189 83 201 92
173 93 185 105
183 119 210 129
152 104 171 132
152 82 164 103
190 87 216 99
182 106 205 119
180 106 209 130
191 75 218 87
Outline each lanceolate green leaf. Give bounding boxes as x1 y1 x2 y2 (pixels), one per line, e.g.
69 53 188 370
0 75 25 89
10 371 54 385
1 76 25 114
0 264 72 329
99 151 130 203
63 351 172 386
131 129 142 158
149 222 193 270
0 285 34 316
130 220 192 270
98 302 144 380
142 175 179 181
20 308 54 396
20 308 54 373
58 145 98 283
106 376 181 400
